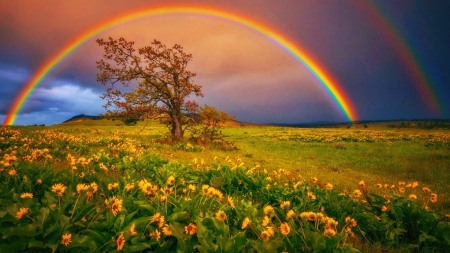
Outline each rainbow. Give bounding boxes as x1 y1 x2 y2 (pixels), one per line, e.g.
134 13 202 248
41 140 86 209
352 0 441 114
3 6 357 125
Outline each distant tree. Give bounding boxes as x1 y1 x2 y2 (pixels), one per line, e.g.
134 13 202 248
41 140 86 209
96 37 203 141
189 105 235 145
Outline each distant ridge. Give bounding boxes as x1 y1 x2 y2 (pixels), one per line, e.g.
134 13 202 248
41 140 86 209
63 114 101 123
269 118 450 127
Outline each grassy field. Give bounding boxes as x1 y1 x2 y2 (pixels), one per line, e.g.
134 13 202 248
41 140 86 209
1 119 449 252
56 119 450 206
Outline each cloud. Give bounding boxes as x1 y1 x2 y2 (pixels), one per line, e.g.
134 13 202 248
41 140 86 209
14 82 104 125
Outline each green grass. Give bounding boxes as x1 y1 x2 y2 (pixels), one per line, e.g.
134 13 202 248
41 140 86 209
12 119 450 206
2 119 450 252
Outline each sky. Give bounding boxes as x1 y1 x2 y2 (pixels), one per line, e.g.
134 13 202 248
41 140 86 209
1 0 449 125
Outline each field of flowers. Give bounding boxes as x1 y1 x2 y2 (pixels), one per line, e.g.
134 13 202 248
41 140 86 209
1 123 450 252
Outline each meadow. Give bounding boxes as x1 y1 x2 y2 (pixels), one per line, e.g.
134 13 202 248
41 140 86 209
1 119 449 252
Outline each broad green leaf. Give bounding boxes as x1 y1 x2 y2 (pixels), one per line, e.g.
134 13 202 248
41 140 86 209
66 234 97 251
3 223 37 238
114 213 125 231
37 207 50 229
170 211 190 222
325 232 346 249
127 243 152 252
28 238 45 249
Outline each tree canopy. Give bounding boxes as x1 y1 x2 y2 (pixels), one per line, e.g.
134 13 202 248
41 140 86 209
96 37 203 141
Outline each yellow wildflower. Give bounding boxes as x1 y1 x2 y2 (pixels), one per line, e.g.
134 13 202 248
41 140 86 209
263 205 274 215
430 193 438 203
149 229 161 241
286 209 295 219
345 217 357 227
260 229 274 241
325 183 333 191
422 187 431 193
108 182 119 190
116 233 125 251
36 179 42 185
201 185 209 194
185 223 197 235
20 193 33 199
151 212 162 223
307 192 316 200
61 233 72 246
188 184 196 193
280 222 290 235
162 224 172 236
242 217 250 229
280 201 290 210
324 228 337 238
262 216 271 226
129 223 137 236
110 196 123 216
215 210 227 222
76 184 89 194
8 169 17 176
158 216 165 228
381 205 388 212
359 180 366 187
125 183 135 192
15 207 28 219
167 176 175 186
412 181 419 188
51 183 67 197
227 196 236 209
409 194 417 200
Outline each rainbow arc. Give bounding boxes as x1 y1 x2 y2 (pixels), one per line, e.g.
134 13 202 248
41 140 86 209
3 6 357 125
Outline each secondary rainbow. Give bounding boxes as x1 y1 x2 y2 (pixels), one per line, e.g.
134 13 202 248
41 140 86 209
3 6 357 125
352 0 441 114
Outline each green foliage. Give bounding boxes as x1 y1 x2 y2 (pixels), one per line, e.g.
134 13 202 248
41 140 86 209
189 105 235 146
0 125 449 252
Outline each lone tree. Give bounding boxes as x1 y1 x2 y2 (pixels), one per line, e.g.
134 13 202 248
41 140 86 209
96 37 203 141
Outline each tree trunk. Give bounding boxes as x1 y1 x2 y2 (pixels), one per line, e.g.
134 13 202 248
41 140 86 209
170 114 183 141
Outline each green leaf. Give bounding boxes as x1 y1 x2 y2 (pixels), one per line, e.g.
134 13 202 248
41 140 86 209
134 201 156 213
127 243 152 252
84 229 108 244
66 234 97 251
125 210 138 224
310 231 326 250
28 238 45 249
196 222 217 252
3 223 37 238
0 240 27 252
114 213 125 231
170 211 190 222
419 232 437 243
44 242 59 253
43 222 60 238
325 232 346 249
225 231 247 253
36 207 50 229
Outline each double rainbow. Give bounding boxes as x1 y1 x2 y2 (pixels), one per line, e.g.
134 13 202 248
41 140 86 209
3 6 357 125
